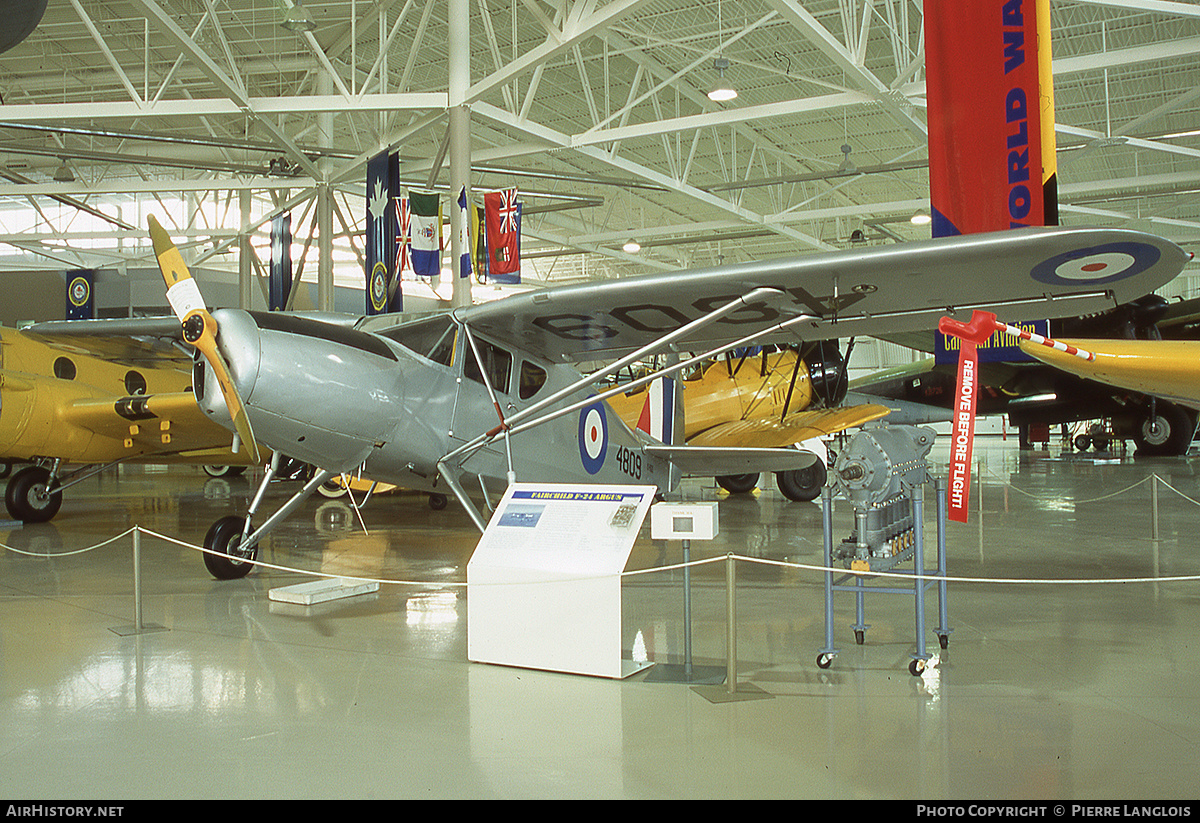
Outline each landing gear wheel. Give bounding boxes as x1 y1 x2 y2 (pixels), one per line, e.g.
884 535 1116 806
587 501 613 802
909 658 926 677
775 462 827 502
317 478 348 498
202 515 257 580
5 466 63 523
816 653 834 670
202 465 246 478
428 493 448 510
716 473 758 494
1135 402 1196 456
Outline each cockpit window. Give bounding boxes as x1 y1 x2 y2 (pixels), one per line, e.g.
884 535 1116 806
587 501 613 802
519 360 547 400
464 339 512 395
378 315 456 363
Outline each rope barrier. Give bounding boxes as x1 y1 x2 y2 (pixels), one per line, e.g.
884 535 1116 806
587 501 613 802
4 519 1199 589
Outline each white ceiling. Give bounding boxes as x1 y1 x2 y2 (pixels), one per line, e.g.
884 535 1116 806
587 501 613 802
0 0 1197 291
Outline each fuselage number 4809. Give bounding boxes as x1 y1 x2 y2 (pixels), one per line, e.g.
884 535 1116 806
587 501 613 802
615 445 642 479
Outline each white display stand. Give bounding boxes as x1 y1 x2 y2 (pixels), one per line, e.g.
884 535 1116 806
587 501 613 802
467 482 657 679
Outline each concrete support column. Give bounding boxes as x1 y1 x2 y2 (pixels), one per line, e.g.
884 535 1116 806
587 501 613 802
239 189 252 310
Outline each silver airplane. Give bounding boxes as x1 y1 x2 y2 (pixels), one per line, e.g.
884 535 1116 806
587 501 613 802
140 217 1187 578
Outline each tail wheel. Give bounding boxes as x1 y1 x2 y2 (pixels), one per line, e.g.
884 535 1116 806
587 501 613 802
5 466 63 523
776 462 828 502
202 515 257 580
716 473 759 494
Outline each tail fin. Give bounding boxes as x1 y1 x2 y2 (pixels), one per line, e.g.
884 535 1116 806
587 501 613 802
634 376 683 446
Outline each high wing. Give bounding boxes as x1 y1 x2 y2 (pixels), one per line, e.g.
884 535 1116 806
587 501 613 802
456 227 1190 363
685 404 891 448
1017 338 1200 411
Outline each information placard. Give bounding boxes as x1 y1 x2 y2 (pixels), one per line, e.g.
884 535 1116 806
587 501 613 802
467 483 656 678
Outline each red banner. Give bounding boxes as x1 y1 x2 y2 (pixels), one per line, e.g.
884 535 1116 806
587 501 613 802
924 0 1051 237
948 340 979 522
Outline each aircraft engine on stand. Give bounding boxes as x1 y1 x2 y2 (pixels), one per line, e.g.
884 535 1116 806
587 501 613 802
832 424 936 571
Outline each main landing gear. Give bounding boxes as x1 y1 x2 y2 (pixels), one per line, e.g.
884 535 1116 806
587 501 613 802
715 462 828 502
201 454 334 580
5 465 63 523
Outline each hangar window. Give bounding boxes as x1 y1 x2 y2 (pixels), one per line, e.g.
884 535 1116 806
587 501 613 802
464 340 512 395
519 361 547 400
53 357 76 381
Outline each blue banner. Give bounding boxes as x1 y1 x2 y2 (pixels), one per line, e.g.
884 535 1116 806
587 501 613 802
269 213 292 311
65 269 94 320
934 319 1050 364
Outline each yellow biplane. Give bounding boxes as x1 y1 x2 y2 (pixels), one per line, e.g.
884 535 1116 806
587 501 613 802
0 320 257 522
607 346 889 500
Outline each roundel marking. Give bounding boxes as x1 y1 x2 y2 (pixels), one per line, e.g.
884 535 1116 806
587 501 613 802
1031 241 1161 287
369 261 388 311
578 401 608 475
68 275 90 307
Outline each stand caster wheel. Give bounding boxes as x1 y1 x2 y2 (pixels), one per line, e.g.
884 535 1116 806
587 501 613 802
938 634 949 650
854 630 865 645
909 658 927 677
816 653 835 670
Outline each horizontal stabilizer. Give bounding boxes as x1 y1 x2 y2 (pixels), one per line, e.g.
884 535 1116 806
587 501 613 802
644 444 818 477
686 403 890 448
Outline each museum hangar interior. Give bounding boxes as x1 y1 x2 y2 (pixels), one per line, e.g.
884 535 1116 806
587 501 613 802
2 0 1200 800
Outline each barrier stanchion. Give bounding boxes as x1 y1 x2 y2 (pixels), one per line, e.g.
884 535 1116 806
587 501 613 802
1152 474 1161 541
110 527 168 637
691 552 771 703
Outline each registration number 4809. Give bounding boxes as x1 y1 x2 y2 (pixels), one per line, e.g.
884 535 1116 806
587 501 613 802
614 445 642 480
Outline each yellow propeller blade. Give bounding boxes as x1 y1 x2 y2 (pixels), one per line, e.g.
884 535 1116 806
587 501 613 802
148 216 261 463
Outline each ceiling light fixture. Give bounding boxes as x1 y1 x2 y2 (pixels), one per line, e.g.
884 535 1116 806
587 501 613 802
52 158 74 183
910 211 932 226
707 0 737 102
280 1 316 32
622 238 642 254
708 57 737 102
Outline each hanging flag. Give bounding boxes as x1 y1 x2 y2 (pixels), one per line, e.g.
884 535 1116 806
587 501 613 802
457 187 471 279
365 150 392 314
394 196 410 277
471 204 490 282
269 213 292 311
65 269 95 320
484 187 521 283
409 190 442 278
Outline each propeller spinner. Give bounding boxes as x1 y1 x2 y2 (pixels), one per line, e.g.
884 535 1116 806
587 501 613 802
148 215 261 463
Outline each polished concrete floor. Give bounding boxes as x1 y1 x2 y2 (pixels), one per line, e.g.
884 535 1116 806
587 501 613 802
3 434 1200 799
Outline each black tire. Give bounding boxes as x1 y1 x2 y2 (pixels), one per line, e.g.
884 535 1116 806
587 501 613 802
202 515 257 580
5 466 63 523
1074 434 1091 451
775 462 828 502
716 473 759 494
1092 436 1111 452
202 465 246 478
1134 402 1197 456
428 493 448 510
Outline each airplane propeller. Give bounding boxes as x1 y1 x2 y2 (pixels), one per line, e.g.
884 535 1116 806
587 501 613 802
148 215 261 463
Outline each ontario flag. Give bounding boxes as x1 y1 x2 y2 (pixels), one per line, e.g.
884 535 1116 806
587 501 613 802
484 187 521 283
408 190 442 278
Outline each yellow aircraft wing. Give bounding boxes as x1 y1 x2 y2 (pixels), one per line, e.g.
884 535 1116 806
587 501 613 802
1018 338 1200 410
686 404 891 448
59 391 239 459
